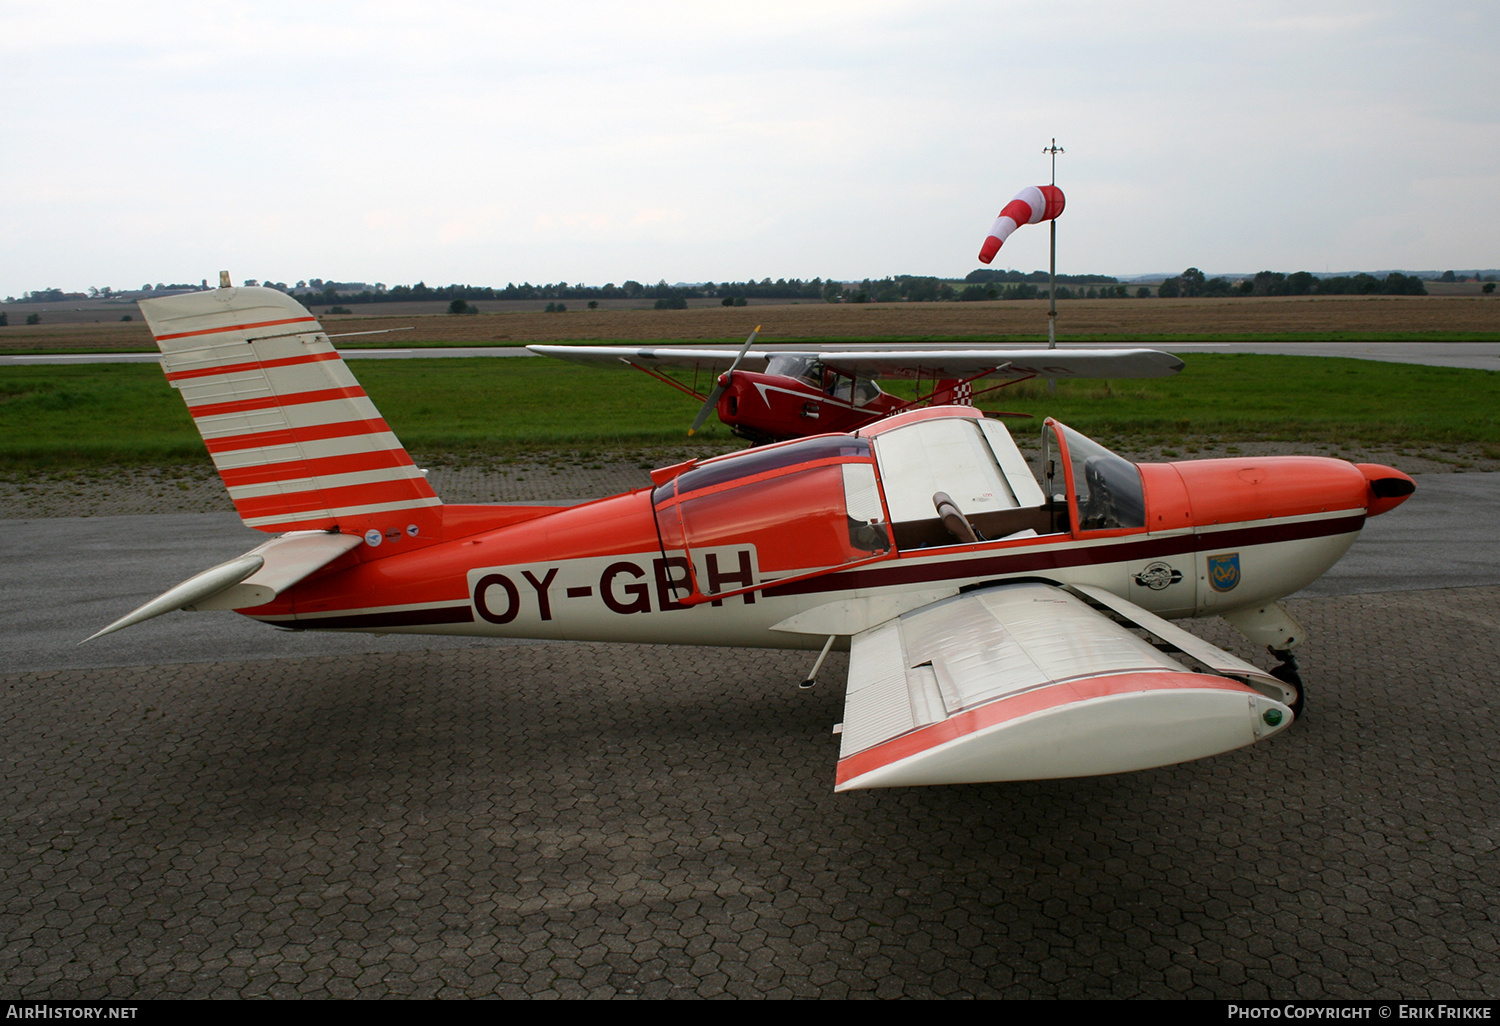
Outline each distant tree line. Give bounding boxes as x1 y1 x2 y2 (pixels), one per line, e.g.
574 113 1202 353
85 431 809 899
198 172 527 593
13 267 1493 310
964 269 1120 285
3 283 203 304
281 277 833 308
1157 268 1428 298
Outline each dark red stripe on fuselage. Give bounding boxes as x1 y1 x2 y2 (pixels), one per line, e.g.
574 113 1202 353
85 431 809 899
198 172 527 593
260 606 475 631
764 513 1366 598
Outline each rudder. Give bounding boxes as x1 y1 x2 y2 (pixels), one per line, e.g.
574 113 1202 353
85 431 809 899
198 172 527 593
140 284 441 542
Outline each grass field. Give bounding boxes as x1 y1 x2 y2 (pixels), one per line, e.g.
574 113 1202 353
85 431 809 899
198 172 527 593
1 352 1497 476
1 294 1497 353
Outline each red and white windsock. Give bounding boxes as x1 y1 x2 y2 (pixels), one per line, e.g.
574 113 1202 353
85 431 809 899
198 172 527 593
978 185 1065 264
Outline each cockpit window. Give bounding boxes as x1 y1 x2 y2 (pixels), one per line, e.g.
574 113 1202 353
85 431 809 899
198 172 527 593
763 354 881 408
829 375 881 407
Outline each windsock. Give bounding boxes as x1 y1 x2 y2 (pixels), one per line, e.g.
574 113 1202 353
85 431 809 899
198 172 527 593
978 185 1065 264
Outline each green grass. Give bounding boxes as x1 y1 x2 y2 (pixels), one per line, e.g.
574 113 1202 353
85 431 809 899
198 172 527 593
0 353 1496 474
926 353 1500 449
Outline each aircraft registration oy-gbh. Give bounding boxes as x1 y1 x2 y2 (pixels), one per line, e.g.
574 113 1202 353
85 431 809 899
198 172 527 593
87 268 1413 792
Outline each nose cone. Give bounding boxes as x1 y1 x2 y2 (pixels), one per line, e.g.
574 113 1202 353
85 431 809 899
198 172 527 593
717 374 747 423
1169 456 1372 525
1357 464 1416 517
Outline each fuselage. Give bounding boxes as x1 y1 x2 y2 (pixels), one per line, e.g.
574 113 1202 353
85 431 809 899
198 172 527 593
244 408 1412 651
716 366 902 442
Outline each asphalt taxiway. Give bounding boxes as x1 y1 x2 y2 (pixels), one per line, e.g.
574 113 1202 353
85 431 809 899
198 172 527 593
2 474 1499 998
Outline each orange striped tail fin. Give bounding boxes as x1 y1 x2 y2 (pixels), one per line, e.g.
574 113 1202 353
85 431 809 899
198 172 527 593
140 285 441 543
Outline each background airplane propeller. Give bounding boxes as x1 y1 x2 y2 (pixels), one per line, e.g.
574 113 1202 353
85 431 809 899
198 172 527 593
689 325 760 435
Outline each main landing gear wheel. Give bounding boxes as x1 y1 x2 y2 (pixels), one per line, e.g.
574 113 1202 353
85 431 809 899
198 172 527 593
1270 649 1304 720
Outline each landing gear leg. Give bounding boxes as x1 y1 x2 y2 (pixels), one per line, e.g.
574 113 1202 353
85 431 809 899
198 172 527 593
801 635 836 690
1269 648 1304 719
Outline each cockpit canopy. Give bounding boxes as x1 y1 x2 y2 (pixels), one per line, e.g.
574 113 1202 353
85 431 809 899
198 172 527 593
652 434 887 601
764 354 883 407
649 409 1148 603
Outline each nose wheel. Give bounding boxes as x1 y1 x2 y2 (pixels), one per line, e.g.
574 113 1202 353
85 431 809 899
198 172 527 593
1269 649 1304 719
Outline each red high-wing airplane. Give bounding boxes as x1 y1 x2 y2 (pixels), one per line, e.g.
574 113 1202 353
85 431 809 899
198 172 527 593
527 336 1185 444
89 284 1415 791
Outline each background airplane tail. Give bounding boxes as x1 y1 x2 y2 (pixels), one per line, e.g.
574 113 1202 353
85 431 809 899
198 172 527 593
140 283 442 541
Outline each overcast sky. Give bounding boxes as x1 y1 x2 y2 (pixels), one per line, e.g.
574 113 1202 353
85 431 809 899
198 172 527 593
2 0 1495 297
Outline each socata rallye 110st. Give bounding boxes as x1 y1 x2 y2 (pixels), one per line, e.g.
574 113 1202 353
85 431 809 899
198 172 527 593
88 283 1414 791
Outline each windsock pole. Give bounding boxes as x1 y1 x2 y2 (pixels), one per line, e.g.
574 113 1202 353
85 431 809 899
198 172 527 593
1044 138 1064 349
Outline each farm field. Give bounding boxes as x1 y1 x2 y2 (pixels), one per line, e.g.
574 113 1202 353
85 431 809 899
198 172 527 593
1 294 1497 353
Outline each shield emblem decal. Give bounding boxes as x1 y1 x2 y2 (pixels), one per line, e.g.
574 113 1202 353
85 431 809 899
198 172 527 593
1207 552 1241 592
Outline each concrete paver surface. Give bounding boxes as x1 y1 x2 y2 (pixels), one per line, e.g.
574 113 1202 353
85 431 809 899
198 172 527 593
3 584 1498 998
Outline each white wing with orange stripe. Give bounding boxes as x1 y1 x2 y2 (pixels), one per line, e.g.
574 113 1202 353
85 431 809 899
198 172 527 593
140 286 440 536
834 581 1293 790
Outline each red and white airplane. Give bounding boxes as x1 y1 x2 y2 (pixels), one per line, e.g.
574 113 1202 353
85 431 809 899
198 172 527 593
89 283 1415 791
528 335 1184 444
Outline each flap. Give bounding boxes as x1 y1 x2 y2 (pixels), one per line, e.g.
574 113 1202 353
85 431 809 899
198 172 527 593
835 581 1291 790
769 587 959 637
1064 584 1293 703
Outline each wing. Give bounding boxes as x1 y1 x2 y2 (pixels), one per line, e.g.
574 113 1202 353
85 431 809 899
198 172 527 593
834 581 1292 790
817 347 1183 381
528 345 1184 382
526 344 777 373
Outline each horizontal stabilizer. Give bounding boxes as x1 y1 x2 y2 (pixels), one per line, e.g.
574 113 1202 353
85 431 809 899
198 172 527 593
186 531 364 610
82 530 363 642
835 582 1292 789
82 554 264 643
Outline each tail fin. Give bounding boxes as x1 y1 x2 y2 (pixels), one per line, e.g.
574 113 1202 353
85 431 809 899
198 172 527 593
140 284 441 540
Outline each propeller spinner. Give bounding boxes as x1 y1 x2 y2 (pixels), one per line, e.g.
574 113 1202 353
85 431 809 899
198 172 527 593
689 325 760 435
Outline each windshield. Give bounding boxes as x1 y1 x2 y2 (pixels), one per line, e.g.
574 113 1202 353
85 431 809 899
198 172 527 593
765 354 824 387
1043 421 1145 531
